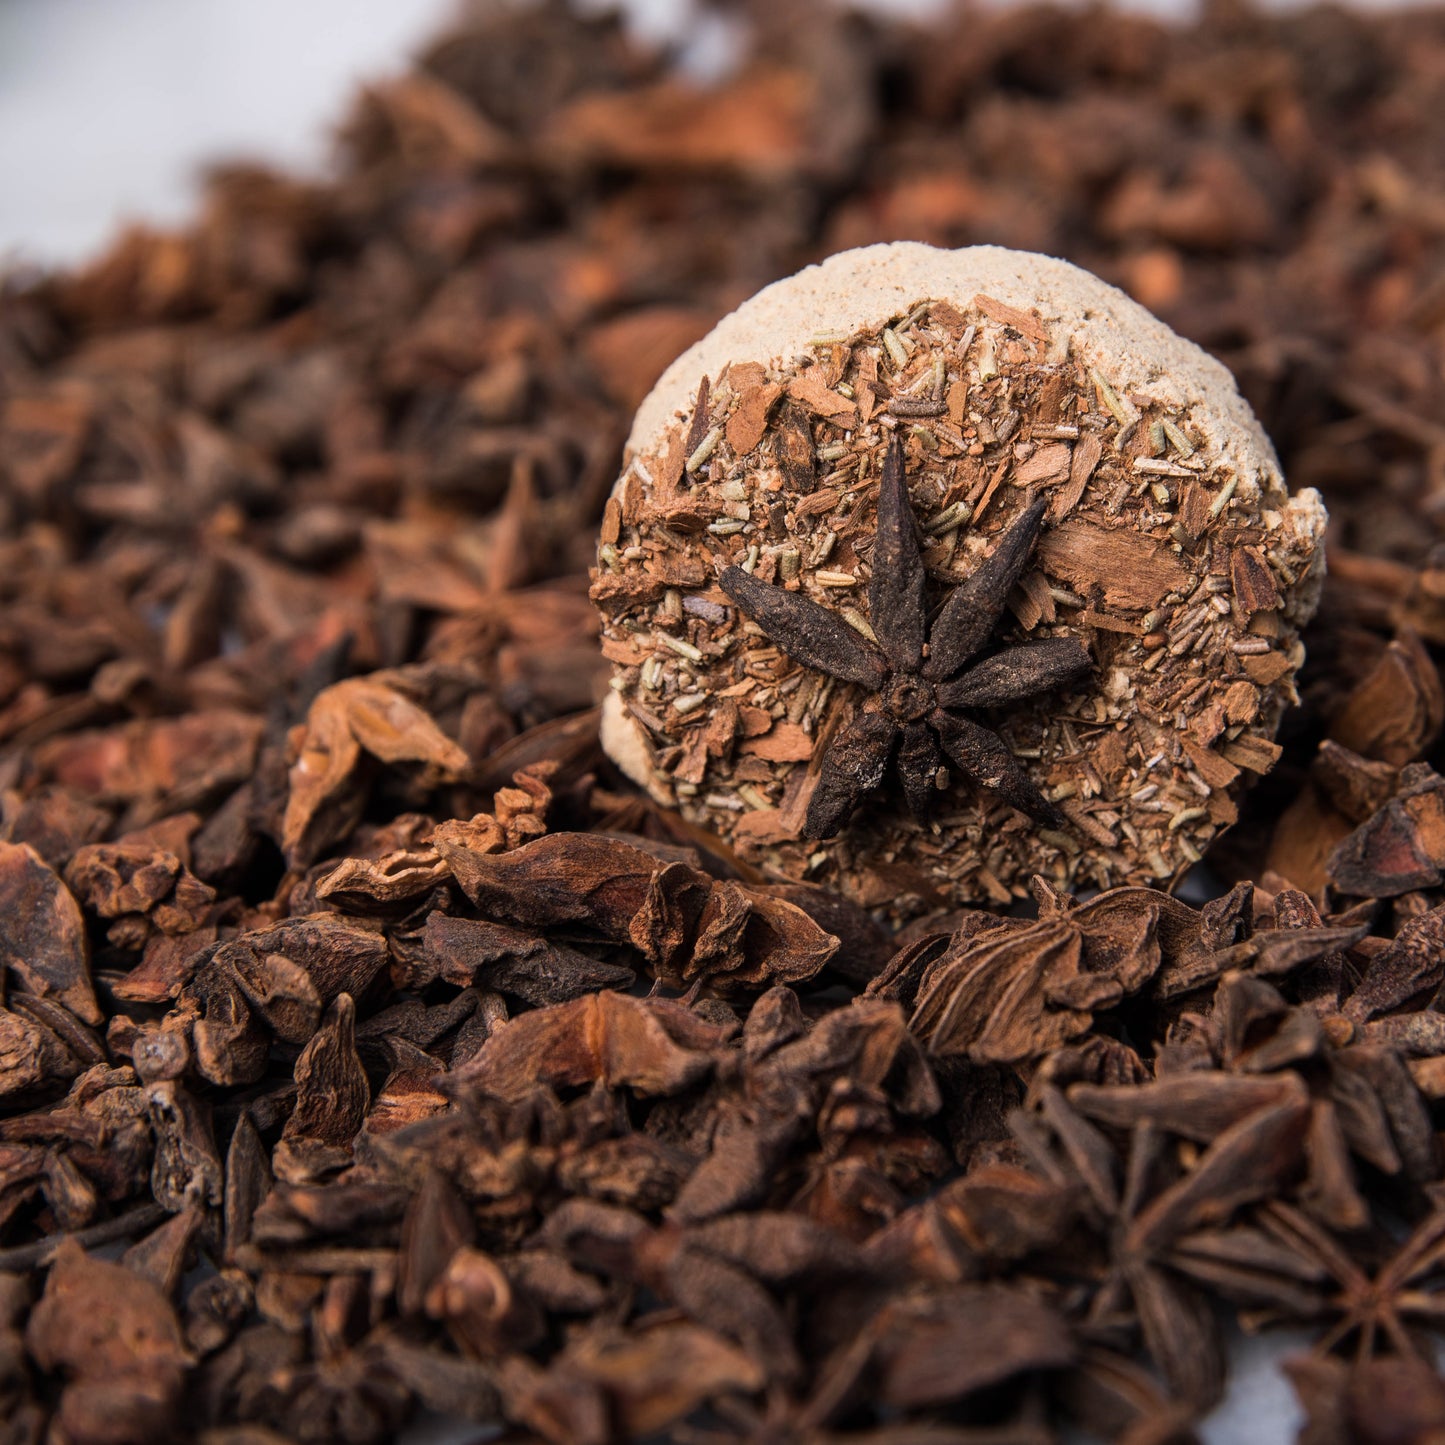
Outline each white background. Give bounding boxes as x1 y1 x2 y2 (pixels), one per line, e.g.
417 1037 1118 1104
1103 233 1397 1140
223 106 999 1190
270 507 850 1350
0 0 1397 1439
0 0 1409 267
0 0 460 266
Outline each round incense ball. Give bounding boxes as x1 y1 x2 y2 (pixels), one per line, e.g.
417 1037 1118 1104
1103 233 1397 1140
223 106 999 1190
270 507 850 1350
593 243 1325 913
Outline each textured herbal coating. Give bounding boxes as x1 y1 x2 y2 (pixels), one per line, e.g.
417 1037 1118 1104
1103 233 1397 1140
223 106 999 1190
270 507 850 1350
719 436 1091 837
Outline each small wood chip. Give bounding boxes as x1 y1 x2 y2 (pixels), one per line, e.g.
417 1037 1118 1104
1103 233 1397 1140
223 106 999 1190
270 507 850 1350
1036 520 1191 612
740 723 815 762
727 382 784 456
972 293 1049 344
1220 734 1284 774
787 372 860 426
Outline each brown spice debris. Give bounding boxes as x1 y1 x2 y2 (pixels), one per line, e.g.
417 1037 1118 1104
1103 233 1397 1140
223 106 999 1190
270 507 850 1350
3 0 1445 1439
1036 520 1192 612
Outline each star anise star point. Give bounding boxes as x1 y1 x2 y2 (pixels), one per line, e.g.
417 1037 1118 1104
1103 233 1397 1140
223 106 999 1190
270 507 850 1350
720 436 1091 839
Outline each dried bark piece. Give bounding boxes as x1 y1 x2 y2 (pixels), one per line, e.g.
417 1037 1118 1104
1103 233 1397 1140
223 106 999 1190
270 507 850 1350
726 380 784 456
436 829 836 992
1343 907 1445 1023
1035 520 1190 612
1329 630 1444 766
421 912 635 1003
283 672 471 866
277 995 370 1179
860 1285 1075 1410
773 400 817 494
450 991 726 1103
1328 763 1445 897
1313 740 1399 824
25 1239 190 1444
0 842 100 1024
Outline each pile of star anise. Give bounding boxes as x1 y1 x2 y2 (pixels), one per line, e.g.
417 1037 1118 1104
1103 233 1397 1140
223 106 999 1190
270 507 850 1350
4 1 1445 1441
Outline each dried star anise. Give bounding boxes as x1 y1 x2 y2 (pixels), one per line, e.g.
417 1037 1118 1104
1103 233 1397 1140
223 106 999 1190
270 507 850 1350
1013 1081 1310 1407
720 437 1090 838
1170 1199 1445 1363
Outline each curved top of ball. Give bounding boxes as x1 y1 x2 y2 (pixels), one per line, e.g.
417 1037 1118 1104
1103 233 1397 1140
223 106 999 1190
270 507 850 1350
629 242 1282 497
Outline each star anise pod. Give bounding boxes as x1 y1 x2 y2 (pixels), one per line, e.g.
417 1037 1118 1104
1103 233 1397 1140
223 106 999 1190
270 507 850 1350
1012 1081 1310 1407
720 437 1090 838
1170 1198 1445 1362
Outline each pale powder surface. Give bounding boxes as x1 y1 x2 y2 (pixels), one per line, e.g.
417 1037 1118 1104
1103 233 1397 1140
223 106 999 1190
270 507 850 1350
629 241 1284 504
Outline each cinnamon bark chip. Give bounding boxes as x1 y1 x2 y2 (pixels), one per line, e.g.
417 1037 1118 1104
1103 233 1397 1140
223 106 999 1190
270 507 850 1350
596 243 1326 909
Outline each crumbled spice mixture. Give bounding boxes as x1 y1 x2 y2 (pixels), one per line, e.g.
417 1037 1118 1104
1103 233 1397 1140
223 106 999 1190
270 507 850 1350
596 301 1321 909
